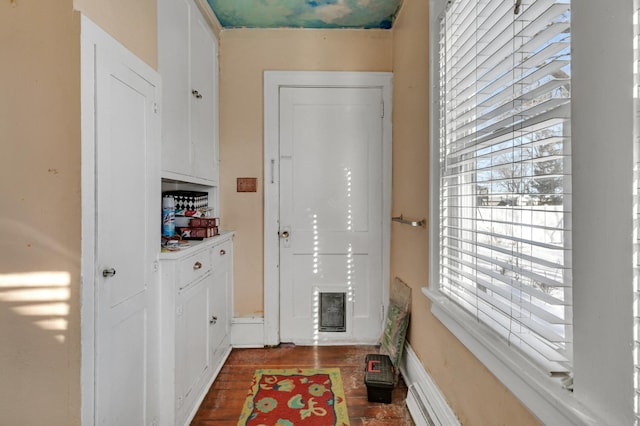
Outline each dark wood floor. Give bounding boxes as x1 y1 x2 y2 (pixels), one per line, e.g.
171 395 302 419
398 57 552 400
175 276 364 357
191 344 414 425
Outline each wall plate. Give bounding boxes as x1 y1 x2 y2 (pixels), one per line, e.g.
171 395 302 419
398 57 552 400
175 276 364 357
237 177 257 192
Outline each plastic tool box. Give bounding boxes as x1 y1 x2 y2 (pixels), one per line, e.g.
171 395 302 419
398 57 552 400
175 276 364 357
364 354 394 403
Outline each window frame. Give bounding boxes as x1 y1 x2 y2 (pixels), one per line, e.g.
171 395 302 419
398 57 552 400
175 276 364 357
426 0 634 424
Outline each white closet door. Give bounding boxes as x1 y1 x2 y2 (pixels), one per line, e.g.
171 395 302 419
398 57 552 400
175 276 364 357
91 33 161 426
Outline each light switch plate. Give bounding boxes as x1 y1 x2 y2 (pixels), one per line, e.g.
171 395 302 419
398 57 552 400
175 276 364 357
237 177 257 192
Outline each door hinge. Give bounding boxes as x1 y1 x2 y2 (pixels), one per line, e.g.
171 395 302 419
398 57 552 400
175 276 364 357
380 99 384 118
153 102 159 114
381 304 386 323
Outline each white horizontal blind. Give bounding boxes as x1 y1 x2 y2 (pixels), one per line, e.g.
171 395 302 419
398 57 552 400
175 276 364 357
633 0 640 421
438 0 572 374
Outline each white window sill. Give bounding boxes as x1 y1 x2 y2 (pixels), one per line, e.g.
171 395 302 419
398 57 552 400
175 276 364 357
422 287 605 426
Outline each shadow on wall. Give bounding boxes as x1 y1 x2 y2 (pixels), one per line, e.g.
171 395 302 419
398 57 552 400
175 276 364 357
0 219 77 424
0 271 71 343
0 271 74 424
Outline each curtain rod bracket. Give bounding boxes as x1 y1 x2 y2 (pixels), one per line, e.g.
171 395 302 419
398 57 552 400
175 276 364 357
392 215 426 228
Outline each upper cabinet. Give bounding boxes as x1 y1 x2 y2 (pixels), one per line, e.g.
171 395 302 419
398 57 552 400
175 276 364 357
158 0 219 185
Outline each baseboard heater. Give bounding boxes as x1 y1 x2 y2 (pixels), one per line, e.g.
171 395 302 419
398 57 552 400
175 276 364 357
406 383 437 426
402 344 460 426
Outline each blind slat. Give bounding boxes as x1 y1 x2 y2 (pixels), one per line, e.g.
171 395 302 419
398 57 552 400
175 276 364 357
445 1 565 97
442 240 569 290
439 270 571 350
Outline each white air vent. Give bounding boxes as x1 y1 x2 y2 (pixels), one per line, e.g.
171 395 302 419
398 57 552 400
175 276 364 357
401 344 461 426
406 383 436 426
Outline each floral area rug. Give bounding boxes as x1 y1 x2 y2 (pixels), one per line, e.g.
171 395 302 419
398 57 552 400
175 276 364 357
237 368 350 426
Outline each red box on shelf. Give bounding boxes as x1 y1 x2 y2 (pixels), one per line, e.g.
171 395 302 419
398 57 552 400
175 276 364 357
178 227 219 240
190 217 219 228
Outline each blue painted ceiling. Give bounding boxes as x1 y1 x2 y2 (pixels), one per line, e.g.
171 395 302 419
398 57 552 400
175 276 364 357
205 0 403 29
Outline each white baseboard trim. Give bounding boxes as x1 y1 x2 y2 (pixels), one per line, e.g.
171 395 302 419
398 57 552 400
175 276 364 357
230 317 265 348
400 343 460 426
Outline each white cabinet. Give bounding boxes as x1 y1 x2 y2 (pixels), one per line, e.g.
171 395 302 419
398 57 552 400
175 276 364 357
209 239 232 366
158 0 219 185
160 233 233 426
176 274 211 417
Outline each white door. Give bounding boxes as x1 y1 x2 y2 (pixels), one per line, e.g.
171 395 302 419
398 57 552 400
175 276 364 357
94 45 160 425
278 86 386 344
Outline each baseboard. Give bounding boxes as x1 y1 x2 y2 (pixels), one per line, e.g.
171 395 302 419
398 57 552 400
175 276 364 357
230 317 265 348
400 343 460 426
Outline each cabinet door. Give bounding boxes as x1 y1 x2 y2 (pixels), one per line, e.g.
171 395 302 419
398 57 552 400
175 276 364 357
158 0 192 176
176 276 211 420
210 242 232 362
190 7 218 183
209 269 228 351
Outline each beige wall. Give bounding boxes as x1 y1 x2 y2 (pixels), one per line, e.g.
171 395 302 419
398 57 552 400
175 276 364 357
219 29 393 316
0 1 81 424
74 0 157 69
390 0 540 424
0 1 156 424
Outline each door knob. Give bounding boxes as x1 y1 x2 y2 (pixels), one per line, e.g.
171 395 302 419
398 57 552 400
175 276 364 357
102 268 116 278
280 231 289 239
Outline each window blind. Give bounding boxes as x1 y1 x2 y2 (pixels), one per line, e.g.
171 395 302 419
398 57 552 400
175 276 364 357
438 0 572 374
633 0 640 421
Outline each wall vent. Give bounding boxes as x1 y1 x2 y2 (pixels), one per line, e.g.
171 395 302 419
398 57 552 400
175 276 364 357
406 383 436 426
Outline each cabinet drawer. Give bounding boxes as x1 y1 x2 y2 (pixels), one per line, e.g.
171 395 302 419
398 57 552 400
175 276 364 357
178 250 212 289
211 240 232 270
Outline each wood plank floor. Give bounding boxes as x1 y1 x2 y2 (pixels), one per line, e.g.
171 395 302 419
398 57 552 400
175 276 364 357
191 344 414 425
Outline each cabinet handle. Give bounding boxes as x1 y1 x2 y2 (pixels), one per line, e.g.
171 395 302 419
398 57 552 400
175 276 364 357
102 268 116 278
191 89 203 99
209 316 218 325
270 159 275 184
219 249 226 256
193 261 202 270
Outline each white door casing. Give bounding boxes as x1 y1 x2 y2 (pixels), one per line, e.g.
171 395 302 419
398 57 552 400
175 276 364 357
264 71 392 346
80 16 161 426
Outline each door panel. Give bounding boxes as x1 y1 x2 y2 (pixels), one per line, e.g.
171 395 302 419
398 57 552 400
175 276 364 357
177 278 210 403
95 46 159 425
158 0 191 175
190 8 217 181
279 87 383 344
102 73 148 307
109 308 146 425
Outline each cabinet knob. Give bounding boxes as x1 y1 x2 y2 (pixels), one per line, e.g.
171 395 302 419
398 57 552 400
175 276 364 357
193 261 202 270
219 249 226 256
209 316 218 325
191 89 203 99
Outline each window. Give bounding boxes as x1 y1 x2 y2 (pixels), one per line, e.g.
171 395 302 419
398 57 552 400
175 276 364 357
427 0 636 424
437 0 572 375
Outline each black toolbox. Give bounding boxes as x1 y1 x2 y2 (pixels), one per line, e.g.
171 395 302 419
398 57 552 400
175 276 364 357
364 354 394 403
